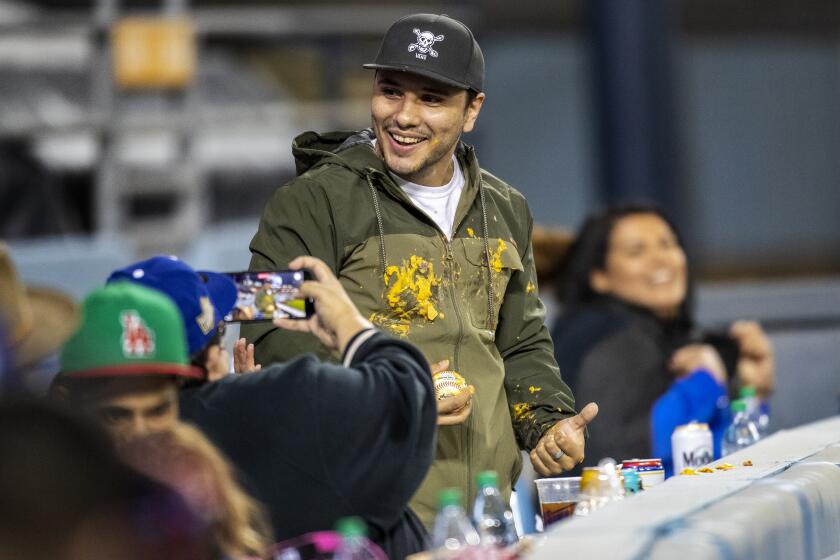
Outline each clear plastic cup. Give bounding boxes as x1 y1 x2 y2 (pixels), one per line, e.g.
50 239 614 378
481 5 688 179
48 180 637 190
534 477 581 528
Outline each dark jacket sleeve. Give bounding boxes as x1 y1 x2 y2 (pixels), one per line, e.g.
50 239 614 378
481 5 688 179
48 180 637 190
315 332 437 532
573 326 671 465
243 177 338 364
497 207 576 450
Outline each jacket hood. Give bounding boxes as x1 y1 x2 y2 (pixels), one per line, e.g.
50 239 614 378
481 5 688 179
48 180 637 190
292 129 383 177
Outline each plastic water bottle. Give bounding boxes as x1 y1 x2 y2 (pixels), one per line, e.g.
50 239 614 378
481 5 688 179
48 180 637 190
334 517 380 560
739 386 770 437
597 458 624 502
722 399 760 456
472 471 518 547
431 488 480 556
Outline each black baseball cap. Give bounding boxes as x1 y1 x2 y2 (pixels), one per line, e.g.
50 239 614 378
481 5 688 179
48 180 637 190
363 14 484 92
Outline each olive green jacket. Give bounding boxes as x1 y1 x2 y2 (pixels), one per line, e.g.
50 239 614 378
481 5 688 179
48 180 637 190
244 130 576 527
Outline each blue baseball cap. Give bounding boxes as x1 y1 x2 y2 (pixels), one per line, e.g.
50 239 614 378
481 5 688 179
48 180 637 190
107 256 236 356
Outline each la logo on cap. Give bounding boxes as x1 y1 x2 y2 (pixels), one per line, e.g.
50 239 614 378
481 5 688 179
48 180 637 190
408 28 444 60
120 310 155 358
196 296 215 335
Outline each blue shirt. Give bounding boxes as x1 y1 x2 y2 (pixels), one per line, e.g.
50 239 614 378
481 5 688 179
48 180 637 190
651 370 731 477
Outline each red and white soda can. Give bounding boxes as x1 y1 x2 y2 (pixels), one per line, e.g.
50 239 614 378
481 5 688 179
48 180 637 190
671 422 714 473
620 458 664 489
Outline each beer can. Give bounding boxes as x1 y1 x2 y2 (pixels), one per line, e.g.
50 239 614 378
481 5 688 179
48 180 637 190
620 458 664 489
671 422 713 473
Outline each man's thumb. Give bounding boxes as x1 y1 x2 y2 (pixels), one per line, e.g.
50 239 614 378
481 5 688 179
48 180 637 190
570 402 599 430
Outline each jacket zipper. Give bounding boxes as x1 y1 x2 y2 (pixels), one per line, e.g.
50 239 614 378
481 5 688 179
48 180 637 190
371 168 479 504
442 234 473 501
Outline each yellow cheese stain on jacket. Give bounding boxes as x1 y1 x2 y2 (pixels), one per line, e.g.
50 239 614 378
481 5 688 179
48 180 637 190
369 312 411 336
371 255 444 335
512 402 531 421
490 239 507 273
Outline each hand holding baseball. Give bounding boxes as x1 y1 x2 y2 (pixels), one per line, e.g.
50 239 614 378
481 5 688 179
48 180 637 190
432 359 474 426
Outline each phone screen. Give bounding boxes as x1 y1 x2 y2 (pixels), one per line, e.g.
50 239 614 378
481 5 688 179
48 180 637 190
223 270 314 322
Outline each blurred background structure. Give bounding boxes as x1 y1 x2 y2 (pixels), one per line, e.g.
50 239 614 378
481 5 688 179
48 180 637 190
2 0 839 428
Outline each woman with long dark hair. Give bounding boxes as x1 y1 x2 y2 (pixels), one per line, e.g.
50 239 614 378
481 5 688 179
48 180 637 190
550 203 774 472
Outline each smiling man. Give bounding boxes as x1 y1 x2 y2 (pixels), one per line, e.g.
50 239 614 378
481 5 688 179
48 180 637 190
245 13 598 527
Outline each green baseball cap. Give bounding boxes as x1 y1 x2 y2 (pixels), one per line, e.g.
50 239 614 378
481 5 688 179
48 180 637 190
60 282 202 379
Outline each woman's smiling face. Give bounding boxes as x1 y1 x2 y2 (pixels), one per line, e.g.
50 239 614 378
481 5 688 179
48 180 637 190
590 213 688 319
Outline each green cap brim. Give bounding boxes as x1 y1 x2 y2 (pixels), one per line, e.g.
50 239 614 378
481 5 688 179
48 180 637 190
65 362 204 380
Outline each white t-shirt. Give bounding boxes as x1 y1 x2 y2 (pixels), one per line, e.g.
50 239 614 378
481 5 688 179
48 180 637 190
392 155 464 240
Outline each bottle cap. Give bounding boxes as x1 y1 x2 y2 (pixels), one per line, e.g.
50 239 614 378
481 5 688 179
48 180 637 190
438 487 462 509
335 516 367 538
674 422 711 433
739 386 757 398
476 470 498 488
731 399 747 413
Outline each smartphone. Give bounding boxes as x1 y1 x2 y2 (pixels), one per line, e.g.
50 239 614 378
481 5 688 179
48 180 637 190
702 332 741 375
222 270 314 322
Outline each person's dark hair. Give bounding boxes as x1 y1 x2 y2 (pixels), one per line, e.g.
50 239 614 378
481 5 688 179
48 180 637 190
465 89 479 110
177 321 224 390
48 373 184 405
48 373 108 402
555 202 694 325
189 323 223 376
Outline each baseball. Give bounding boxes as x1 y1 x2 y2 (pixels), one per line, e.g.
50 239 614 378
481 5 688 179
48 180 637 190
433 370 467 400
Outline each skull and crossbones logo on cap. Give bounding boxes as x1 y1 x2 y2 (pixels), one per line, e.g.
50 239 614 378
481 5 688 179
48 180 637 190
408 28 445 59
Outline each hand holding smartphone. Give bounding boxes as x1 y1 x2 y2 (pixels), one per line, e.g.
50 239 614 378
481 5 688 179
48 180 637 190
223 270 315 322
701 332 741 376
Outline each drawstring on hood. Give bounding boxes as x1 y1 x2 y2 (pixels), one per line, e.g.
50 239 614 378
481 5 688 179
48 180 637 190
365 160 496 333
478 183 495 331
366 174 388 276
